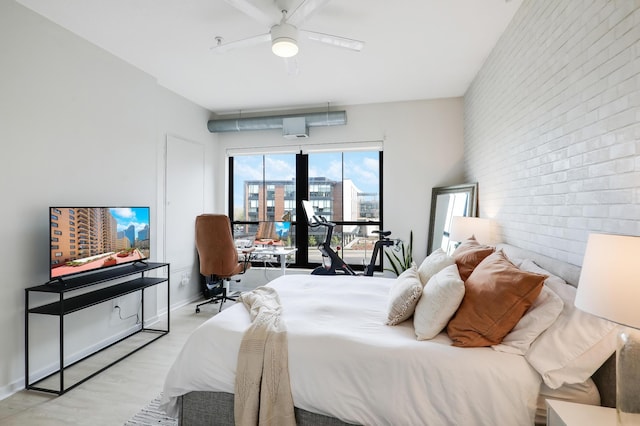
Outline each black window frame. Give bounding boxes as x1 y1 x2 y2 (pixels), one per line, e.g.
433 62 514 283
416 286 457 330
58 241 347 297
228 150 384 272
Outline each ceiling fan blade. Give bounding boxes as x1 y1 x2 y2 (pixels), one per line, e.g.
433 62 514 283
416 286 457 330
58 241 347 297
300 30 365 52
284 57 300 77
223 0 278 26
210 33 271 53
287 0 332 26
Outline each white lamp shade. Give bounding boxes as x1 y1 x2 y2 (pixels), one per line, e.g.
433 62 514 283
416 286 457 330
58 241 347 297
575 233 640 329
449 216 492 245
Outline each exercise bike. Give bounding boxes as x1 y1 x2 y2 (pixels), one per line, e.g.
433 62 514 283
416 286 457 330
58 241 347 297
302 200 396 276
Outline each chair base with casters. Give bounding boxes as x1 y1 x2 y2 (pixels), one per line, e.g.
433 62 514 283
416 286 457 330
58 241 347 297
195 275 240 313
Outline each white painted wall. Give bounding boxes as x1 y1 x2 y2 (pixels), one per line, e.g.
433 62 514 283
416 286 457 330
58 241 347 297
464 0 640 265
0 2 216 398
213 98 465 264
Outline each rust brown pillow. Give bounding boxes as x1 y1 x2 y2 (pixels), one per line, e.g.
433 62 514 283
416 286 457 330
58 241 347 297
446 250 546 347
452 236 495 281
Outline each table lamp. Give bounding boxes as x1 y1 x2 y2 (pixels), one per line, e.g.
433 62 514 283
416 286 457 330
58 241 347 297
575 233 640 425
449 216 492 246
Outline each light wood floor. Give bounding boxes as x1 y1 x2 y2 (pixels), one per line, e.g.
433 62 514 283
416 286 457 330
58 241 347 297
0 297 234 426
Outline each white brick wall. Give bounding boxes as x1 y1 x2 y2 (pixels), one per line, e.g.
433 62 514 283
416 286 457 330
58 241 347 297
464 0 640 266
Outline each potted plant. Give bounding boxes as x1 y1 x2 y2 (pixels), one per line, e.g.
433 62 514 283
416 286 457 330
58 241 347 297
103 256 117 267
385 230 413 276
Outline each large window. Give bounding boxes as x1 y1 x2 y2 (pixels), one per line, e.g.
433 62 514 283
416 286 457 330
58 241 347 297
229 150 383 271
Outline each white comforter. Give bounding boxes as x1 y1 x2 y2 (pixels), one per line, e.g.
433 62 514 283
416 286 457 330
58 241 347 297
161 274 541 425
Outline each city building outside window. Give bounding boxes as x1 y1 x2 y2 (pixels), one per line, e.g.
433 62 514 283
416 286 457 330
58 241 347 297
229 150 383 271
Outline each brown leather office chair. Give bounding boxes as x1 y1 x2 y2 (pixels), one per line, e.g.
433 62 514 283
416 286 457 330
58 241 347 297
194 214 252 313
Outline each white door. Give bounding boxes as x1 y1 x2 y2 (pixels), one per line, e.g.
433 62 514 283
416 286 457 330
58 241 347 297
165 135 205 272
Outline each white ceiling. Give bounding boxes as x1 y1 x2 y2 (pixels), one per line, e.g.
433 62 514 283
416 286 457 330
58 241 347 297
16 0 522 114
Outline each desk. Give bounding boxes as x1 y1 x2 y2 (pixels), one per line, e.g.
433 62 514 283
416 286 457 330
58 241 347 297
239 247 297 275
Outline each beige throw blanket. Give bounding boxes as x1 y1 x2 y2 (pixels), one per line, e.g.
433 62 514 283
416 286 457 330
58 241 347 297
235 286 295 426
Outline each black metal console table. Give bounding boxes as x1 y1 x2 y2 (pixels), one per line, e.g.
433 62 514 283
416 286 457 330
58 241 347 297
25 262 170 395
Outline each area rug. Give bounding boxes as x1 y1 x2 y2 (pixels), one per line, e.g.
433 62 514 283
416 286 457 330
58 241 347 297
124 394 177 426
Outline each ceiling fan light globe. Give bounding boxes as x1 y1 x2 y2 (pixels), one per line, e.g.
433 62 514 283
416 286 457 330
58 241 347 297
272 38 298 57
271 22 299 57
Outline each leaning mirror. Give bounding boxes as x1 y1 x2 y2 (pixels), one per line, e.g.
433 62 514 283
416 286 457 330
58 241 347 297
427 183 478 255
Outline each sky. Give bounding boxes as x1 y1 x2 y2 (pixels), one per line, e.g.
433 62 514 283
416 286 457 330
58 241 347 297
110 207 150 233
232 151 380 205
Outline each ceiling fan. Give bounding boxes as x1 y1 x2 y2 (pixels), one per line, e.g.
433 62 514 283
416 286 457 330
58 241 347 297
213 0 365 60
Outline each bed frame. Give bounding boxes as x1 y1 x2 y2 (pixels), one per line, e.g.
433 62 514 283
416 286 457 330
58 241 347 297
178 391 353 426
175 243 616 425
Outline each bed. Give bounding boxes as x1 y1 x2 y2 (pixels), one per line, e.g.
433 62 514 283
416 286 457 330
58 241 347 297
160 243 617 426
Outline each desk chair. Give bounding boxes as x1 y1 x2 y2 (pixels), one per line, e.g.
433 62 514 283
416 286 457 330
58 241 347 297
195 214 252 313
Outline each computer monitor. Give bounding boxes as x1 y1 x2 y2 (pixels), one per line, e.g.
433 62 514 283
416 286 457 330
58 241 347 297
275 221 291 239
255 221 290 243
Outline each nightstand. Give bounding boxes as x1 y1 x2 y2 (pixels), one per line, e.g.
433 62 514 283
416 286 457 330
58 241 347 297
546 400 616 426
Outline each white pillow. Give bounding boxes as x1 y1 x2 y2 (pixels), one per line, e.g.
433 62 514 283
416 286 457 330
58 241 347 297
417 248 455 286
386 266 422 325
521 259 617 389
413 264 465 340
492 285 564 355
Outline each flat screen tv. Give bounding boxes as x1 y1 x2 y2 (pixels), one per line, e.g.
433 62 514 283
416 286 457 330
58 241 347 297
49 207 150 280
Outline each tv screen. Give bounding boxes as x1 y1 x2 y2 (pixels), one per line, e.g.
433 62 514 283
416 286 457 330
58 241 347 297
50 207 150 280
